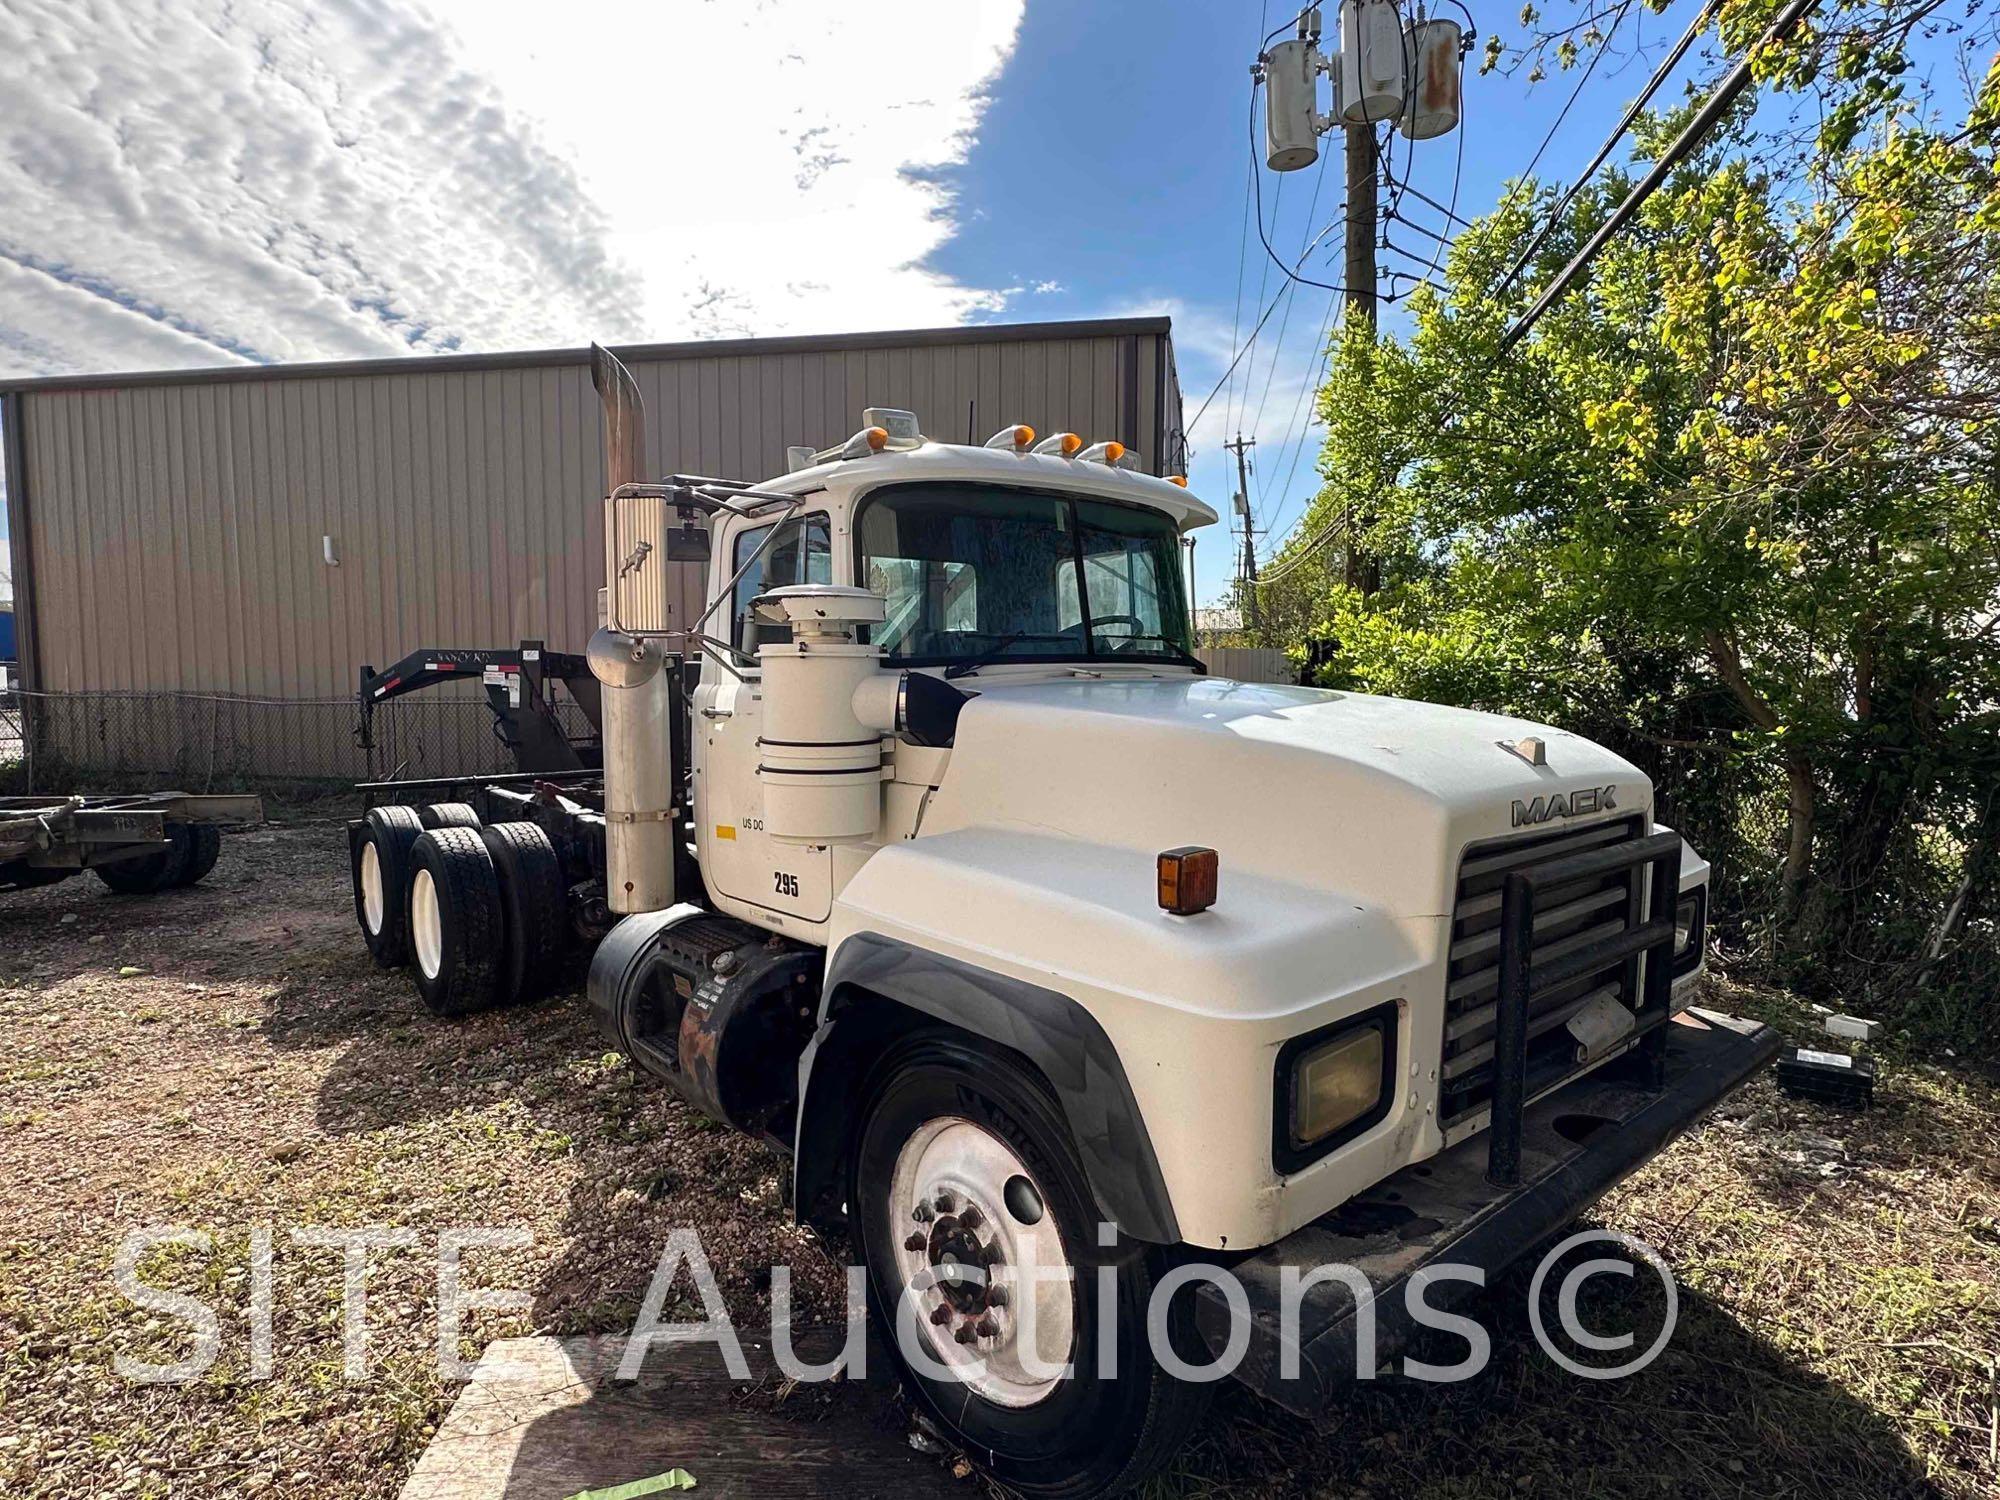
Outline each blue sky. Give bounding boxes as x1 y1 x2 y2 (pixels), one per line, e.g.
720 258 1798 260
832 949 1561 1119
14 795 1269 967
3 1 1980 610
923 0 1728 606
925 1 1981 606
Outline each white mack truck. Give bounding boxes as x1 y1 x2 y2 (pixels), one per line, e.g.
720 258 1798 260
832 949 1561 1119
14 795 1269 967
347 346 1777 1497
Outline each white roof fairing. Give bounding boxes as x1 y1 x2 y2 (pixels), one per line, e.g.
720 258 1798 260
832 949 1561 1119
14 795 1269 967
765 440 1220 533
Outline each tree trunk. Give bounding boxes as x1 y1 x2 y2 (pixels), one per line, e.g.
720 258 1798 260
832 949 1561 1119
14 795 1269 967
1704 628 1816 915
1781 754 1816 918
1917 792 1998 988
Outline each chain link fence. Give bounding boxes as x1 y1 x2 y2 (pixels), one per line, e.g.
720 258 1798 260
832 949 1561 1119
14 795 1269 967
0 688 23 771
0 686 592 794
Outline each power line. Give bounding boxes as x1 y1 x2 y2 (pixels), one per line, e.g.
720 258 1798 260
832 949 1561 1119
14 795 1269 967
1504 0 1820 350
1391 176 1478 229
1248 149 1335 510
1507 0 1629 199
1259 0 1823 587
1490 0 1721 306
1221 157 1255 446
1262 293 1342 550
1184 216 1367 439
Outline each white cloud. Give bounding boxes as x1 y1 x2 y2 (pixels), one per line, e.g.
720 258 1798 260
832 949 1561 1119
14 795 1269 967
431 0 1026 340
0 0 1026 378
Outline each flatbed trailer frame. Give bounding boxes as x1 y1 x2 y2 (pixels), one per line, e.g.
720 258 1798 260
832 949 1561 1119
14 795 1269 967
0 791 263 894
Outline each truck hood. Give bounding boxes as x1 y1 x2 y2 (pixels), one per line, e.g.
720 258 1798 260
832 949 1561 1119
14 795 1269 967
916 675 1650 919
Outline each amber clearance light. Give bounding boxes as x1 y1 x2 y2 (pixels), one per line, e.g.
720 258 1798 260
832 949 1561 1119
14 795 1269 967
1157 846 1218 915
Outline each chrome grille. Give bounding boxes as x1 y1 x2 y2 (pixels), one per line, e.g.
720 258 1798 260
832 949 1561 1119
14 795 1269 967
1440 816 1644 1126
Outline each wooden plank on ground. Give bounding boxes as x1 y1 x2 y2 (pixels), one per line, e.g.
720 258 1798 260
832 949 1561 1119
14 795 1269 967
399 1333 965 1500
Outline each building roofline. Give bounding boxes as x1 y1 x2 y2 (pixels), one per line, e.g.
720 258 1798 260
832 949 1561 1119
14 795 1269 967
0 316 1174 396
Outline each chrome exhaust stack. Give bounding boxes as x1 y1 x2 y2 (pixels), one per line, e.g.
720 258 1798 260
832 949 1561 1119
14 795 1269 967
587 343 677 914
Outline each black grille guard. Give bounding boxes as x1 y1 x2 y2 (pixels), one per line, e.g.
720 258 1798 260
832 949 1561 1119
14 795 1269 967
1485 828 1684 1188
1196 1007 1778 1415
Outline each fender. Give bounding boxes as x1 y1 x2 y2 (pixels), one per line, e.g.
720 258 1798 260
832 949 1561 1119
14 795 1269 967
793 931 1181 1245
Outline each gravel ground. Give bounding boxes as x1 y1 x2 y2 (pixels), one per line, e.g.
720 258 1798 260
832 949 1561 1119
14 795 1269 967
0 821 1994 1498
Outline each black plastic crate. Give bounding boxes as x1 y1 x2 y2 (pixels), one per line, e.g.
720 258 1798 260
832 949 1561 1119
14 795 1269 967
1774 1045 1875 1108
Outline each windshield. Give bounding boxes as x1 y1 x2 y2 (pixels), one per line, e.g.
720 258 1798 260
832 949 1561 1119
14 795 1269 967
857 482 1193 667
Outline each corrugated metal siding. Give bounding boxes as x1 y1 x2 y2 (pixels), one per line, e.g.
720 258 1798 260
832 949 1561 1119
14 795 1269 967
1196 647 1296 685
13 325 1170 699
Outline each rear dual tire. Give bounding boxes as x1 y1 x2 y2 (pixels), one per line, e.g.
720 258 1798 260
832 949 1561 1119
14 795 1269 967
352 804 567 1014
480 822 568 1004
407 827 504 1018
94 822 223 895
418 802 481 831
352 803 478 968
353 805 426 965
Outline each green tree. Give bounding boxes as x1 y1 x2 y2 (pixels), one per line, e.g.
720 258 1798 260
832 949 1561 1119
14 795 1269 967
1265 1 2000 1030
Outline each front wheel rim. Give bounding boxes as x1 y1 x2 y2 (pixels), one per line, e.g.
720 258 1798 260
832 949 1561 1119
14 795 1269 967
411 868 442 979
885 1116 1076 1408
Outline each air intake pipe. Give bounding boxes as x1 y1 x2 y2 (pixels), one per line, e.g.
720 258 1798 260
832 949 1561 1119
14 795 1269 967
752 586 888 846
587 344 678 914
753 586 975 845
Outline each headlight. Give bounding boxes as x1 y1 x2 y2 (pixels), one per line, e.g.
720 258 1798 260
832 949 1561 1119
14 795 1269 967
1275 1003 1397 1171
1672 887 1706 976
1295 1028 1383 1142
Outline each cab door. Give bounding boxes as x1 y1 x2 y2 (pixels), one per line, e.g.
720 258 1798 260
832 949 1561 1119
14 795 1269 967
691 512 836 930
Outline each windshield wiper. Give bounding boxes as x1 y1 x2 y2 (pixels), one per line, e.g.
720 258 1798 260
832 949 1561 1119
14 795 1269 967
1097 633 1207 671
941 633 1072 679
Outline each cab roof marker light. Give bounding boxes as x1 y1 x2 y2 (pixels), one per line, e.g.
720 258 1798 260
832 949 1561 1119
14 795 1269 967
1166 475 1189 487
828 425 888 462
1078 440 1135 468
984 424 1036 451
1032 432 1083 457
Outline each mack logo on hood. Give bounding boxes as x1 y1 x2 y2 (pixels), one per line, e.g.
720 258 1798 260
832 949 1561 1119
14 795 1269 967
1512 785 1618 827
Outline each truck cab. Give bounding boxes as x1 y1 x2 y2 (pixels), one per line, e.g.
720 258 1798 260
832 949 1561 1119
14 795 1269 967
352 349 1776 1500
689 438 1212 944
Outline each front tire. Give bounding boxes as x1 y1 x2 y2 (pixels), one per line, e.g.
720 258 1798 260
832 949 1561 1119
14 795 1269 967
851 1032 1208 1499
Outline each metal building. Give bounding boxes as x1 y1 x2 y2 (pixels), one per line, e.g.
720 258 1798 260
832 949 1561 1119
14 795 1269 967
1 318 1184 713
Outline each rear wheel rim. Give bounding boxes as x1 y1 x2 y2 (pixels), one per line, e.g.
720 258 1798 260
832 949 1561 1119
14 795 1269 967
886 1115 1075 1408
411 868 442 979
360 842 385 934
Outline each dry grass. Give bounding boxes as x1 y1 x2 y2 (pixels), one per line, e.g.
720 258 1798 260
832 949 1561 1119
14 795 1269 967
0 826 1994 1498
1150 979 2000 1500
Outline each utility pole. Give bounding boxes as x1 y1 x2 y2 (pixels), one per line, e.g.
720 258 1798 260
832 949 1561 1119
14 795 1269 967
1343 124 1377 334
1225 433 1260 638
1342 120 1377 593
1258 1 1470 598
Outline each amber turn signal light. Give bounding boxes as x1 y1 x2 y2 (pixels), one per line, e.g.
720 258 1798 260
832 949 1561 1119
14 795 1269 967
1157 846 1218 915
